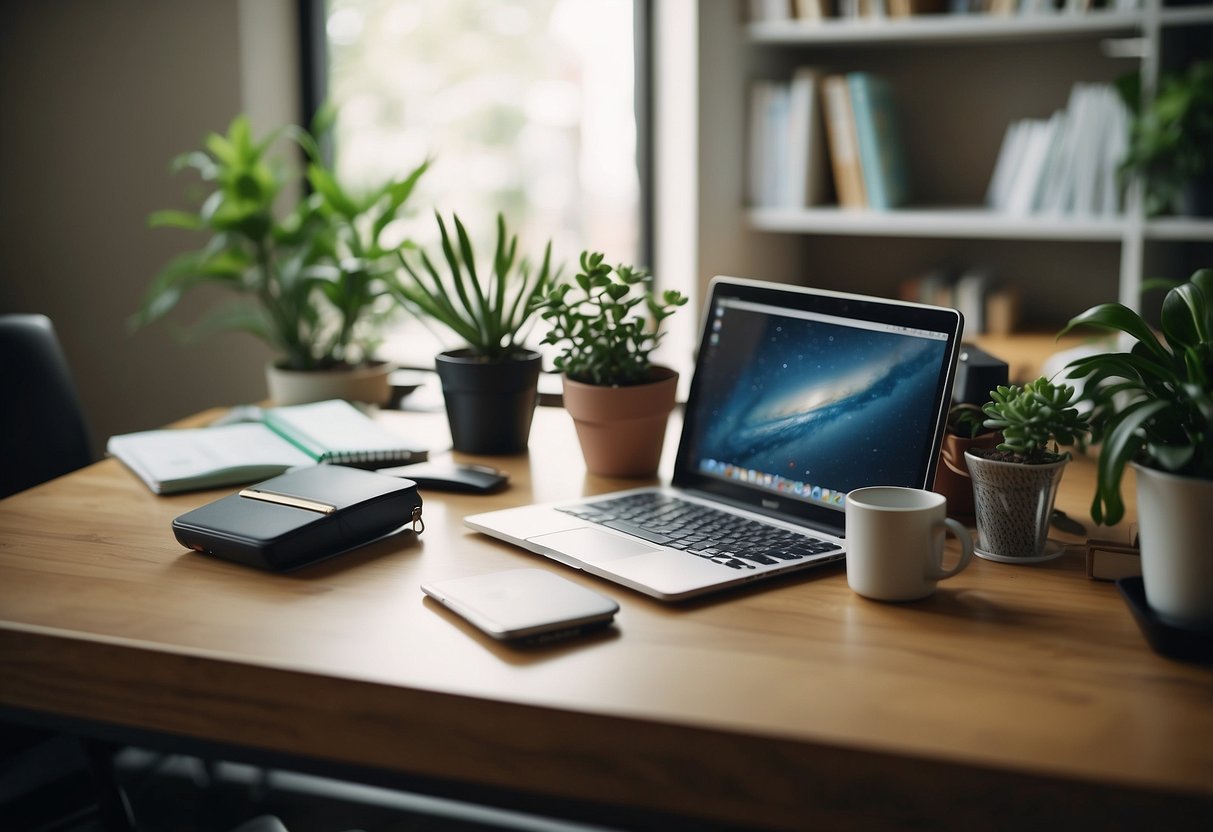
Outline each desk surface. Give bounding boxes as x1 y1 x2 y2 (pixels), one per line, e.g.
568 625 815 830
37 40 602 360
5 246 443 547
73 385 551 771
1 406 1211 829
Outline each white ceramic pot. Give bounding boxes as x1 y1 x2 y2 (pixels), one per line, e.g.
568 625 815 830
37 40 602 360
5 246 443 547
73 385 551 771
265 361 393 406
1133 463 1213 629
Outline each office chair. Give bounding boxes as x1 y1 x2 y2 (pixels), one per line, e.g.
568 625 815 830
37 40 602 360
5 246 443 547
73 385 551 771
0 315 125 829
0 313 94 499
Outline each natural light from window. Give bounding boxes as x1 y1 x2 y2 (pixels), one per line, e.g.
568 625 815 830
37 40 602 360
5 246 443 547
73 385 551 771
325 0 639 274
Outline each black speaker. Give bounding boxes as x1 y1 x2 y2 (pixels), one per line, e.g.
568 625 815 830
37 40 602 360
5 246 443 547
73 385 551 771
953 344 1009 405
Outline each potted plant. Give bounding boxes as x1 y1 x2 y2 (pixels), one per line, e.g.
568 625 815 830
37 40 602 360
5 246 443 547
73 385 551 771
533 252 687 477
1060 267 1213 629
964 378 1090 562
933 403 1001 518
392 212 555 454
1117 59 1213 217
133 112 428 405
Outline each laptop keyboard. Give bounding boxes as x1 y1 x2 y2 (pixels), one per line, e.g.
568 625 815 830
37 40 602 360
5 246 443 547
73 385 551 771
557 492 842 570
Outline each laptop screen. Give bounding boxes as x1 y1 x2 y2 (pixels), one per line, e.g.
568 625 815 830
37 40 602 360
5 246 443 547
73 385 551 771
673 277 963 535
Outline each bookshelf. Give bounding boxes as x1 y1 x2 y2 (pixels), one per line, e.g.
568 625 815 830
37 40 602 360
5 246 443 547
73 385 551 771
680 2 1213 336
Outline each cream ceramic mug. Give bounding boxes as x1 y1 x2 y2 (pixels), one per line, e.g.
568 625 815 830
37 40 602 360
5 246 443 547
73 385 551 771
845 487 974 601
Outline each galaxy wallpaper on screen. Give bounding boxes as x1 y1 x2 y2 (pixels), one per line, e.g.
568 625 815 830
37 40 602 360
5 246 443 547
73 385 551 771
691 305 948 502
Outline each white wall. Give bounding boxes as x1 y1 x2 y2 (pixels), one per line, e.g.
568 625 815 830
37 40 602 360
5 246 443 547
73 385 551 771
0 0 299 455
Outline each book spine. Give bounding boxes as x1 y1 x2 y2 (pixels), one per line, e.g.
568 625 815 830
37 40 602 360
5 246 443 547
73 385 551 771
822 75 867 209
847 73 886 210
847 72 908 211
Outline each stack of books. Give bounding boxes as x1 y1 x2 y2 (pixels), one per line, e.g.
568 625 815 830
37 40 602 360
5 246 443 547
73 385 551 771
748 68 831 208
899 268 1020 335
748 0 1141 22
986 82 1129 218
749 70 908 211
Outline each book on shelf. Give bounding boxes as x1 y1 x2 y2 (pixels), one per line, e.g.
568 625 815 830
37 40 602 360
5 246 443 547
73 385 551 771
846 72 910 211
987 81 1129 219
786 68 831 207
822 75 868 209
792 0 833 20
899 269 1019 335
107 399 427 495
887 0 946 15
748 80 790 207
748 0 792 21
748 70 831 208
954 269 992 335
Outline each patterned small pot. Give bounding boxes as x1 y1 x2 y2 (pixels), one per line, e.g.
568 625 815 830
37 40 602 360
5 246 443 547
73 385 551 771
965 450 1068 562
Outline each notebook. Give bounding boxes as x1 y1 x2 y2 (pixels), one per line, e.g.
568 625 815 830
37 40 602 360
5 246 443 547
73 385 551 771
108 399 426 495
465 276 964 601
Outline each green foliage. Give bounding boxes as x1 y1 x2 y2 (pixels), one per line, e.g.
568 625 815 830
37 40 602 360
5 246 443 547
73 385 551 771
392 213 555 361
134 113 428 371
981 377 1090 465
534 251 687 387
1117 59 1213 217
946 403 993 439
1060 268 1213 525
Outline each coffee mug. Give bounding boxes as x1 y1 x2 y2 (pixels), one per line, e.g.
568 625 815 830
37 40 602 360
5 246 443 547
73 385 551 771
845 486 974 602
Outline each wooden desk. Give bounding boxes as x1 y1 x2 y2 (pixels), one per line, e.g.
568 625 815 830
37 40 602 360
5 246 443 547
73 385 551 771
1 407 1210 830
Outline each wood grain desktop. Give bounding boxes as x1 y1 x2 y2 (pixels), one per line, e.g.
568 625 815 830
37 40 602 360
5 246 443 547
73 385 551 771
1 406 1210 830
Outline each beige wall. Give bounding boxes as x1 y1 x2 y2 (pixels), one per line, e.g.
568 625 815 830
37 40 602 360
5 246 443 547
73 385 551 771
0 0 299 456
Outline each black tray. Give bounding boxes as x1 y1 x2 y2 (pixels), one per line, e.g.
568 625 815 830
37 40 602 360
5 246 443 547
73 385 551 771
1117 577 1213 664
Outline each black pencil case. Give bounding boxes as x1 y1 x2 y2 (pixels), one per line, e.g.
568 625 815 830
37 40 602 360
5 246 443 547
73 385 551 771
172 465 423 571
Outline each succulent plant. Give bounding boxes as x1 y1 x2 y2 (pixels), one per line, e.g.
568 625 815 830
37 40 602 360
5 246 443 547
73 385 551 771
979 377 1090 465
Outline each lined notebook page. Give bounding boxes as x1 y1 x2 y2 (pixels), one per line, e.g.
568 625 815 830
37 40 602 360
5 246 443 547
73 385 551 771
263 400 426 466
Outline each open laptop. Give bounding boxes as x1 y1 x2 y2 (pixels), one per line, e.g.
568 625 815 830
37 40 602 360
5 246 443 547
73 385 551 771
465 276 964 601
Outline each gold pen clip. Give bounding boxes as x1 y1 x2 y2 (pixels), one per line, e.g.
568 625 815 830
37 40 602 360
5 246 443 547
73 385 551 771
238 488 337 515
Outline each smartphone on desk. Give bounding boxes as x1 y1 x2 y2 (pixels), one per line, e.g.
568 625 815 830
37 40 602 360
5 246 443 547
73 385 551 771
421 568 619 644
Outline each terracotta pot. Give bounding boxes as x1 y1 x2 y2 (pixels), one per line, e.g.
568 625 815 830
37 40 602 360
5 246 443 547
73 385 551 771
1133 463 1213 629
435 349 541 455
562 367 678 478
265 361 393 406
965 450 1068 562
933 431 1001 517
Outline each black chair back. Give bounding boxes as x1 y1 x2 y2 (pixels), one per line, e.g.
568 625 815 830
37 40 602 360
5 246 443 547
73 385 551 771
0 314 93 498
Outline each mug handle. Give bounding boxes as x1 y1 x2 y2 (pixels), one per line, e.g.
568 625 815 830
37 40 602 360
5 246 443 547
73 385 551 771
925 518 974 580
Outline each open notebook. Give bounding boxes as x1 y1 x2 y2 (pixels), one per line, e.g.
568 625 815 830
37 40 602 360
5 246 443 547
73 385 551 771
466 277 963 601
108 399 426 495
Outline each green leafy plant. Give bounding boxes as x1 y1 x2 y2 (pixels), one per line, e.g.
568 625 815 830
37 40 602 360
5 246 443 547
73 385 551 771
533 251 687 386
392 213 555 361
946 402 995 439
1117 59 1213 217
1060 267 1213 525
979 377 1090 465
133 112 428 371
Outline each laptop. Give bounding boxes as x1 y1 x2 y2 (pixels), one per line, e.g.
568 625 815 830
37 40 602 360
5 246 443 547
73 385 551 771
465 276 964 601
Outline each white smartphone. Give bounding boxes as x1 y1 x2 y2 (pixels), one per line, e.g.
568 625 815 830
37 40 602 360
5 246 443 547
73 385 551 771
421 568 619 643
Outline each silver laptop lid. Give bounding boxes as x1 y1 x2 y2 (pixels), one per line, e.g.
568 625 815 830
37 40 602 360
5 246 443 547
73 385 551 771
671 277 964 537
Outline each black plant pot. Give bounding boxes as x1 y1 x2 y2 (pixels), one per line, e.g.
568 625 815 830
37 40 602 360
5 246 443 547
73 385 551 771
434 348 541 454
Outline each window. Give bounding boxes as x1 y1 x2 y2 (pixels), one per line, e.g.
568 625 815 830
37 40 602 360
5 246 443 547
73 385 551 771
318 0 643 275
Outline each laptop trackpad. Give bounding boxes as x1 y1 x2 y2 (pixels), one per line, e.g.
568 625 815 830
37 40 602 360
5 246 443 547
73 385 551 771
530 528 662 565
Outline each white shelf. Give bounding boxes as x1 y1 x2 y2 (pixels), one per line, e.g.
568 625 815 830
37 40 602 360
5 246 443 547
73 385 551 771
717 2 1212 322
1144 217 1213 241
747 8 1213 46
748 206 1131 241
